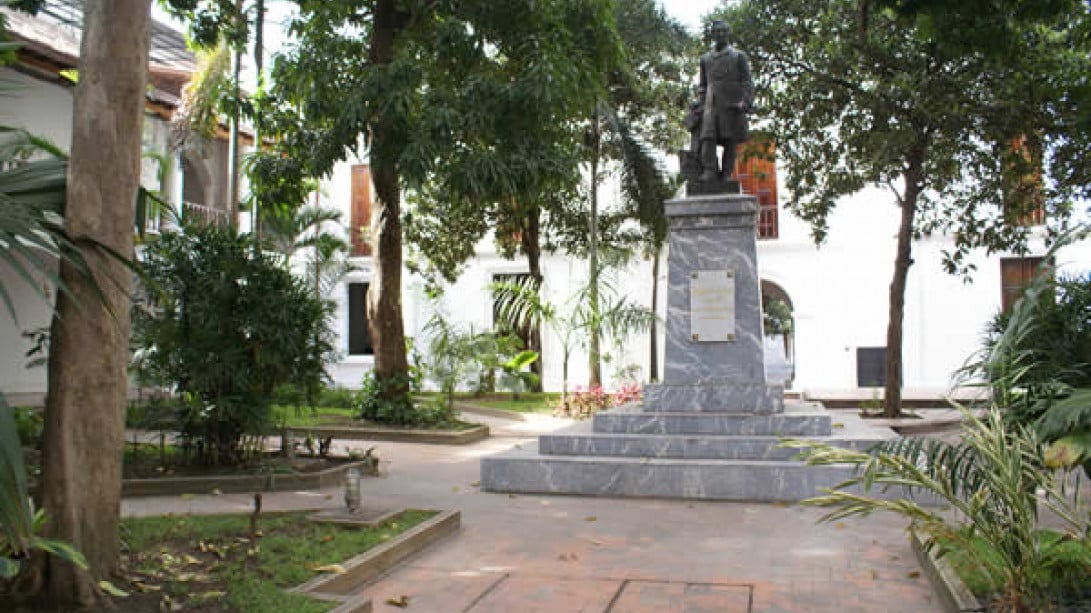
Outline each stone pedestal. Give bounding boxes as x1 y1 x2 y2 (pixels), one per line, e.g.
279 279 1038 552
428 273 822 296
645 193 783 413
479 190 897 502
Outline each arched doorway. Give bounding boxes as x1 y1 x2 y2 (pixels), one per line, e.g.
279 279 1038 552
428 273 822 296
761 279 795 386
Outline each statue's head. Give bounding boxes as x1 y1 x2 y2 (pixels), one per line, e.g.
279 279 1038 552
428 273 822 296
710 20 731 47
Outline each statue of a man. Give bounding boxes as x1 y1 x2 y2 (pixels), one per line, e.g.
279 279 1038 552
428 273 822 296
696 20 753 183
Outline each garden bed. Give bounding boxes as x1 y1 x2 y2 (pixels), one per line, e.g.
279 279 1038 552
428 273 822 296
912 530 1091 613
120 456 375 498
105 509 443 613
282 423 489 446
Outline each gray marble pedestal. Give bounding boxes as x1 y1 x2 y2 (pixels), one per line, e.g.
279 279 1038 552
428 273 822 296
645 193 782 413
480 191 897 502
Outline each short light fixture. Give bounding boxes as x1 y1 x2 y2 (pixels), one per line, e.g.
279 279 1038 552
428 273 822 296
344 468 362 513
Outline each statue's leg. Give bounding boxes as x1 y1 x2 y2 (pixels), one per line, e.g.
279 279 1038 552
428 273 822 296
721 142 738 181
699 140 719 182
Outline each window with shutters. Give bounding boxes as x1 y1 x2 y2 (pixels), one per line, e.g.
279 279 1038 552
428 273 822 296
735 136 778 239
1001 135 1045 227
351 165 373 256
347 282 373 356
1000 257 1047 313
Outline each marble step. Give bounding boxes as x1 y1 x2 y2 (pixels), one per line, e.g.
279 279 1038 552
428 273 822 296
480 443 863 502
592 404 832 436
538 431 888 461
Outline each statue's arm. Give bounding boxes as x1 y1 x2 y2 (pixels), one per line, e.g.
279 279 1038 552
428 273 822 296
739 51 754 110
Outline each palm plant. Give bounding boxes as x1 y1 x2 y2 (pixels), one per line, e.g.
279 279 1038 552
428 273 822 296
1 395 87 586
493 270 656 406
263 205 356 299
956 226 1091 473
783 406 1091 612
0 127 95 321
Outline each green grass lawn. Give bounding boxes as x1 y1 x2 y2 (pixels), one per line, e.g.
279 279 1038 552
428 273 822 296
122 510 435 613
453 392 560 414
271 405 356 428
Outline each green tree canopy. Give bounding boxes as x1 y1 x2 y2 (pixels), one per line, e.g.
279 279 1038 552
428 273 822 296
719 0 1089 414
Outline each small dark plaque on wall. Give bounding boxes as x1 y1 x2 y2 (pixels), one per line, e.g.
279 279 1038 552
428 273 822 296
856 347 888 387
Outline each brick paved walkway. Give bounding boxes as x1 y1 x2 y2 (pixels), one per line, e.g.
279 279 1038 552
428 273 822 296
123 425 942 613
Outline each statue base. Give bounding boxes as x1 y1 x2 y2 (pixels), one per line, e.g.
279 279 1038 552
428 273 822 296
679 150 740 196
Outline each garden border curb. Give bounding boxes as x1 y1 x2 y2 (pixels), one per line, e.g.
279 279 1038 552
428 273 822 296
910 529 983 613
120 459 373 498
285 424 489 445
453 401 529 422
290 509 461 598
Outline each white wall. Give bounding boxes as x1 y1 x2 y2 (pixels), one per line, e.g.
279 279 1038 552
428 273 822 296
0 68 184 399
319 157 1089 399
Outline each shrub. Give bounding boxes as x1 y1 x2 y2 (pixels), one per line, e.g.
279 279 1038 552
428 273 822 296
132 224 335 464
554 384 643 419
785 407 1091 612
318 386 357 409
355 372 419 426
961 267 1091 473
556 385 613 419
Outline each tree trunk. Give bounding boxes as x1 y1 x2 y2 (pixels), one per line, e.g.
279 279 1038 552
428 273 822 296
883 146 925 418
588 108 602 388
649 243 661 382
520 204 544 392
252 0 265 237
366 0 409 397
226 0 243 230
38 0 151 607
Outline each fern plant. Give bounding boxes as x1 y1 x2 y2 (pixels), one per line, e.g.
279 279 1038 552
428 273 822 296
783 406 1091 612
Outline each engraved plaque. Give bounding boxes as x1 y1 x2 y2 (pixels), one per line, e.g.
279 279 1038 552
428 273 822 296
690 269 736 342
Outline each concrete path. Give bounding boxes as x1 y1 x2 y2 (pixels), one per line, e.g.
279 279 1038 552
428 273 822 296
123 421 942 613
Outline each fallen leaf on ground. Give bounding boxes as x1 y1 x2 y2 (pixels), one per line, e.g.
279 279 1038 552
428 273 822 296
182 554 200 565
134 581 161 592
180 494 194 500
99 580 129 597
907 571 921 579
508 494 517 499
590 539 604 546
321 535 334 543
308 563 347 574
869 569 878 580
470 481 480 487
834 522 847 529
451 486 459 492
584 516 597 522
210 488 222 496
384 595 410 608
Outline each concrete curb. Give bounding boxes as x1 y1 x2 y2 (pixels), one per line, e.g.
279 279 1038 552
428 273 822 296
454 401 529 422
291 509 461 597
285 425 489 445
910 530 983 613
120 459 373 498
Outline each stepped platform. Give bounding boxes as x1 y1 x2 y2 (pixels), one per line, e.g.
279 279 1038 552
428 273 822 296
480 401 897 502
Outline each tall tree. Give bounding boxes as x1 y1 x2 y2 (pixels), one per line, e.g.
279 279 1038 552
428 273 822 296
250 0 619 398
580 0 691 386
38 0 151 606
720 0 1087 416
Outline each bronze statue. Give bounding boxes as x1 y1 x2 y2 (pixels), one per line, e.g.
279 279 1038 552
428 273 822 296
683 20 753 190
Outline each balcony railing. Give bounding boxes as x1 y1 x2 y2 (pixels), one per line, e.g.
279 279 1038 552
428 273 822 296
181 201 231 226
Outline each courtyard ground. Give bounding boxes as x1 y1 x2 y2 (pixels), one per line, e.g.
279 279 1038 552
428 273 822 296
123 411 942 613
